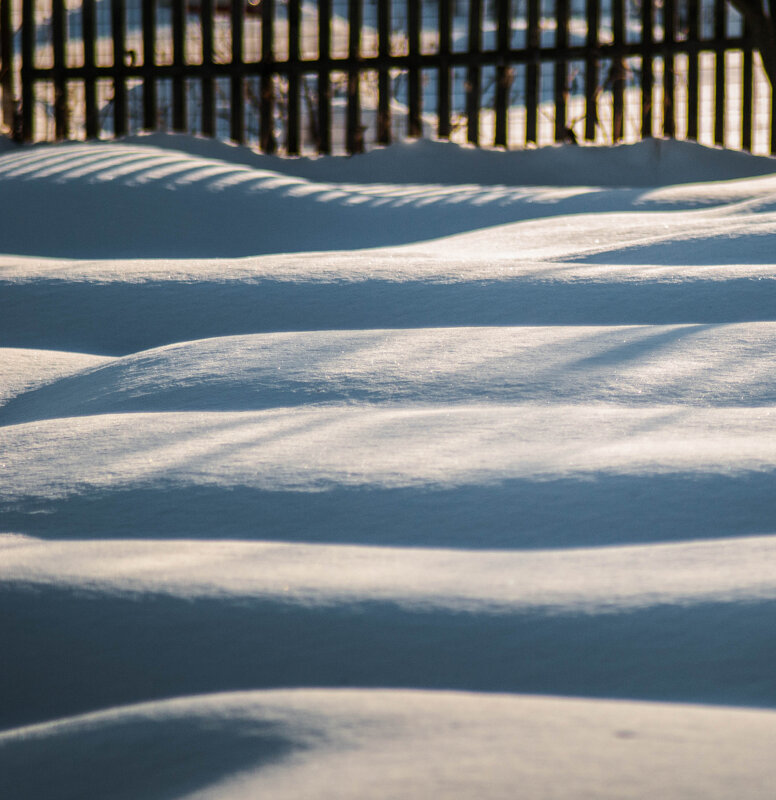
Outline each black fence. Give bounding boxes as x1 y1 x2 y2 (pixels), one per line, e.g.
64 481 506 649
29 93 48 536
0 0 774 153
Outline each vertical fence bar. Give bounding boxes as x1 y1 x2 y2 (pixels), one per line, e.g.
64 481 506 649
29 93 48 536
584 0 599 141
466 0 481 143
172 0 185 132
525 0 539 143
346 0 361 152
260 0 275 152
111 0 127 137
554 0 569 141
741 21 752 151
377 0 391 144
771 71 776 155
318 0 331 152
142 0 156 130
231 0 245 143
769 0 776 154
640 0 652 137
408 0 421 136
0 0 13 133
662 0 675 137
83 0 98 137
437 0 451 138
494 0 510 146
201 0 214 137
52 0 67 139
0 0 11 134
713 0 725 145
286 0 300 152
686 0 699 139
610 0 624 140
21 0 33 140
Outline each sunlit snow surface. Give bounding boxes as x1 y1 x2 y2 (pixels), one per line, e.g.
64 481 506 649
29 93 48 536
2 135 776 799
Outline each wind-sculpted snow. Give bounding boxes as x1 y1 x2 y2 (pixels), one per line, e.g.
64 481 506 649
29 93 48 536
6 690 776 800
2 137 776 259
5 275 776 355
3 325 776 425
0 348 111 406
2 136 776 798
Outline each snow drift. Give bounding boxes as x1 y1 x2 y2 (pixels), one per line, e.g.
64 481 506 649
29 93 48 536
2 135 776 798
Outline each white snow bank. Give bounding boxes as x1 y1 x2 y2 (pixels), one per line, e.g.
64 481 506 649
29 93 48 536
5 268 776 357
4 689 776 800
2 325 776 424
8 532 776 721
3 405 774 495
3 404 775 546
1 137 775 258
5 534 776 612
127 133 776 187
0 348 111 405
4 548 775 726
3 133 776 796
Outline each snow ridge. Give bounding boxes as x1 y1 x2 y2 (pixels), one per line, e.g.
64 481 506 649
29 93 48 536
2 136 776 799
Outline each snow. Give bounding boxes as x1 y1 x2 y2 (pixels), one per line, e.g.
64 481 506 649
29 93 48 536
2 134 776 797
5 690 776 800
3 136 776 260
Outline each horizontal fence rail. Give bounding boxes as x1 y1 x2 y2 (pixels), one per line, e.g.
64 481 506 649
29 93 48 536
1 0 774 154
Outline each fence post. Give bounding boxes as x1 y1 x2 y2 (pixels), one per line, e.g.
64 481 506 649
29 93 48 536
585 0 599 141
437 0 451 139
260 0 276 152
172 0 186 133
611 0 624 141
286 0 300 152
1 0 15 134
662 0 675 137
466 0 481 144
201 0 214 137
318 0 331 153
772 74 776 155
52 0 67 140
377 0 391 144
640 0 652 137
20 0 32 141
554 0 569 141
525 0 539 143
742 19 753 151
686 0 699 140
111 0 127 137
408 0 421 137
83 0 98 138
142 0 156 130
231 0 245 143
714 0 726 145
346 0 362 152
494 0 510 147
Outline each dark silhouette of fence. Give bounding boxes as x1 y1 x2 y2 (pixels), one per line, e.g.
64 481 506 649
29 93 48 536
0 0 772 153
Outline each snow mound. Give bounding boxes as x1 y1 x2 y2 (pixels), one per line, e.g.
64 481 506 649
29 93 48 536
1 137 775 258
3 324 776 425
0 348 110 406
128 133 776 187
4 690 776 800
3 405 776 547
3 134 776 797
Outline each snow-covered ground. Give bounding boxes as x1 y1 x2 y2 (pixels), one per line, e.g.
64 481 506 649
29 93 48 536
2 134 776 798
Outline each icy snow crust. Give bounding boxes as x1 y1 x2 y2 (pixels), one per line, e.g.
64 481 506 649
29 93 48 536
2 136 776 798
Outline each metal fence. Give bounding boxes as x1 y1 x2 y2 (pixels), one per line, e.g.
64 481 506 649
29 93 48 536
1 0 774 153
